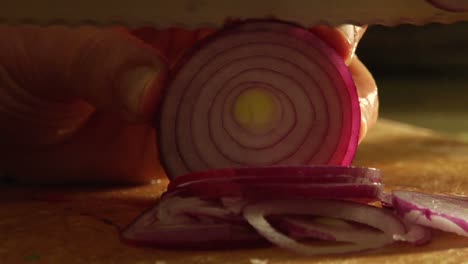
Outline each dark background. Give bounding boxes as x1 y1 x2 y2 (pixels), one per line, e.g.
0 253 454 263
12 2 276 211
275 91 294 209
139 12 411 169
357 21 468 140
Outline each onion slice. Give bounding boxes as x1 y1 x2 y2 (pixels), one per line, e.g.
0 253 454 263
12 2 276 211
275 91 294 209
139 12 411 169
158 20 360 178
167 167 382 201
394 221 432 246
392 190 468 237
171 180 382 200
121 195 262 248
277 216 390 244
155 195 235 223
169 166 381 189
243 200 406 255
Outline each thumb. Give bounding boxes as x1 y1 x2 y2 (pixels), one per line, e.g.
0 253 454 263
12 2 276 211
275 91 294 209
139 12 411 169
0 25 167 122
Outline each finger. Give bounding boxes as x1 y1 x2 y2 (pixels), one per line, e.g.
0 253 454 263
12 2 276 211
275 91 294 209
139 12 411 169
2 112 163 184
131 27 215 68
0 25 167 122
348 56 379 143
310 24 367 65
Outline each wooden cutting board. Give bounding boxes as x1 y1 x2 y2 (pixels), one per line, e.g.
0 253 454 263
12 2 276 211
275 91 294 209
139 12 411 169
2 119 468 264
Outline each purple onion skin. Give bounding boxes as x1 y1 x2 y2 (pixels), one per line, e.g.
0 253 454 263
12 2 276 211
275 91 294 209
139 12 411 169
392 191 468 235
426 0 468 12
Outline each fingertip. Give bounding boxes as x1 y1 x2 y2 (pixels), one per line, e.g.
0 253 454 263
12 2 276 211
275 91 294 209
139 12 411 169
337 25 367 65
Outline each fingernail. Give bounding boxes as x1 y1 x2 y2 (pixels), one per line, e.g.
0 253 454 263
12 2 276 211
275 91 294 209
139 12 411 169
119 66 160 119
337 25 356 46
337 25 366 65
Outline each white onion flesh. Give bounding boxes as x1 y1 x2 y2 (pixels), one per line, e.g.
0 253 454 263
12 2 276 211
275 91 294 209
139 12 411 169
242 200 405 255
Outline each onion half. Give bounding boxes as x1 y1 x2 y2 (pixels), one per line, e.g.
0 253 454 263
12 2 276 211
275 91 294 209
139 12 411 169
158 20 360 178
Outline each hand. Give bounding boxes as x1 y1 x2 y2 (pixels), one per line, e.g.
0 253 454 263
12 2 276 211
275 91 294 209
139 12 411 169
0 24 378 184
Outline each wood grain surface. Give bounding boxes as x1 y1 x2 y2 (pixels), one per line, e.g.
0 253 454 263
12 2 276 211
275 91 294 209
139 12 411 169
1 119 468 264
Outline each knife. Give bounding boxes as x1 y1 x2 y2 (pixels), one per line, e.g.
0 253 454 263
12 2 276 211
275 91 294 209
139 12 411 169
1 0 468 28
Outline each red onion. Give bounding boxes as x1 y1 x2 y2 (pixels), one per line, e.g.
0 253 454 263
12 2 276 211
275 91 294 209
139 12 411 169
394 220 432 246
122 166 468 254
167 166 382 200
158 20 360 178
172 180 382 200
155 194 234 223
426 0 468 12
242 200 405 255
121 194 263 248
123 19 468 255
392 190 468 237
277 216 391 244
169 166 381 189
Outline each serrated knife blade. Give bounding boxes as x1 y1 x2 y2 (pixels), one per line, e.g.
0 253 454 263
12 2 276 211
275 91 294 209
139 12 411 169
1 0 468 28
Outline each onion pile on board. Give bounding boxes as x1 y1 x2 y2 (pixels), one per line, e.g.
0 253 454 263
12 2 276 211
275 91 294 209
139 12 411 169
122 20 468 255
123 165 468 254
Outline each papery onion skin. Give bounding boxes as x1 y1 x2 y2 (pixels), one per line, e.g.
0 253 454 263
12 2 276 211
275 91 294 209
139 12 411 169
157 20 360 179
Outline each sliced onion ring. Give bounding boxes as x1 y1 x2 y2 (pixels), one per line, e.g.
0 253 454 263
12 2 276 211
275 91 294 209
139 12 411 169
277 216 390 244
121 195 262 248
169 166 381 189
392 190 468 237
171 180 382 201
158 20 360 178
243 200 406 255
394 221 432 246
